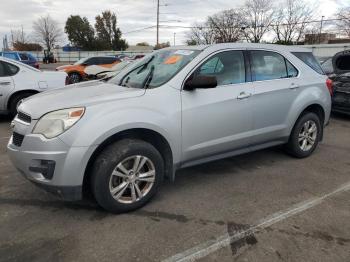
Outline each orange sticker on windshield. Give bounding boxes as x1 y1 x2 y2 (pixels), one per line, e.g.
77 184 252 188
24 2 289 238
164 55 182 64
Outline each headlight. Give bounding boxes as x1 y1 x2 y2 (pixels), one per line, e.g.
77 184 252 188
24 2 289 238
33 107 85 139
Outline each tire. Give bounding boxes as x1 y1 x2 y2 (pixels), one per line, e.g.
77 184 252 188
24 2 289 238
286 112 322 158
69 72 81 84
91 139 164 213
9 92 35 117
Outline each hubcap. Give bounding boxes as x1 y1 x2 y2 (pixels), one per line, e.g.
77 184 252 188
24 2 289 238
298 120 317 151
109 155 156 204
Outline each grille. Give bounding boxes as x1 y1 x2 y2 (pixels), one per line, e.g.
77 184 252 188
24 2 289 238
12 132 24 147
17 111 32 123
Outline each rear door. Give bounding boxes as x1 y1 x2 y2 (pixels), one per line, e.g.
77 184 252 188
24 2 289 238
0 61 17 110
248 50 300 145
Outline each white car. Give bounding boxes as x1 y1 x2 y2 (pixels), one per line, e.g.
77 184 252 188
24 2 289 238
84 60 133 80
0 56 67 116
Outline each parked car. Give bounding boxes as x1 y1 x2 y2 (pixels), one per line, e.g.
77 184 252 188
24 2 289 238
84 60 133 80
0 51 40 69
8 43 332 213
327 50 350 115
0 56 67 116
56 56 121 84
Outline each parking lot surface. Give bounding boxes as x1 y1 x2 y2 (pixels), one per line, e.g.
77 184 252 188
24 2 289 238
0 114 349 262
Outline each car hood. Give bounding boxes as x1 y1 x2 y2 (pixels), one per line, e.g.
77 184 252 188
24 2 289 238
56 64 73 71
18 81 145 119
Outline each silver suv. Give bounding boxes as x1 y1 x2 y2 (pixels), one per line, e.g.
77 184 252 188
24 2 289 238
7 44 332 213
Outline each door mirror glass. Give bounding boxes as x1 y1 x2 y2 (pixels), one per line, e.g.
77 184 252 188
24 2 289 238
184 75 217 90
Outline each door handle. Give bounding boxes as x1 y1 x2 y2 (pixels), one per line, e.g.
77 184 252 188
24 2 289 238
237 92 252 100
0 81 11 86
289 83 299 90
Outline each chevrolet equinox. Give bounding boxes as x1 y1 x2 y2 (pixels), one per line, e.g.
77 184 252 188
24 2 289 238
8 43 332 213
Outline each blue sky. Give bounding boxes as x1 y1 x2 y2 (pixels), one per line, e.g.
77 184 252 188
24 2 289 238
0 0 348 49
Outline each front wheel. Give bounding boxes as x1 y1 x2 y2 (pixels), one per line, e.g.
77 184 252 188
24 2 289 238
286 112 322 158
91 139 164 213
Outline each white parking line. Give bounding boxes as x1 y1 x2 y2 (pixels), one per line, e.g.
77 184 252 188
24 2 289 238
0 136 10 140
163 181 350 262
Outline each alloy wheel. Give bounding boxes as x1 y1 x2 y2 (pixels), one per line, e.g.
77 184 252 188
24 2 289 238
109 155 156 204
298 120 318 151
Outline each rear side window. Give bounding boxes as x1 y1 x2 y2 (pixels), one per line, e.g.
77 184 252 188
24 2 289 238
292 52 324 75
250 51 298 81
0 61 19 77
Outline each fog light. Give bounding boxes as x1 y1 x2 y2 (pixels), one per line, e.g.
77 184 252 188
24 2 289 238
29 160 56 180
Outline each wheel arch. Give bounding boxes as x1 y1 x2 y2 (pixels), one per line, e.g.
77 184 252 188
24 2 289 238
292 103 326 141
7 89 39 110
83 128 174 198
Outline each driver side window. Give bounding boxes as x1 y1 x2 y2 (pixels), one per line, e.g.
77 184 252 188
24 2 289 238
195 51 246 86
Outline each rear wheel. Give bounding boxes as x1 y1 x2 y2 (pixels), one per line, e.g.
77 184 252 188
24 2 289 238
286 112 322 158
91 139 164 213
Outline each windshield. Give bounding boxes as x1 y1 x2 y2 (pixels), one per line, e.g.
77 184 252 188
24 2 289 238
74 57 89 65
114 49 200 89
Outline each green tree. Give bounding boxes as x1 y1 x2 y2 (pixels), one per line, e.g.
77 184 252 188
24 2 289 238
65 15 96 50
95 10 128 51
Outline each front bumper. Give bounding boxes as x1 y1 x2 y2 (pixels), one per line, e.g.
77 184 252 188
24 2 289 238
7 121 97 201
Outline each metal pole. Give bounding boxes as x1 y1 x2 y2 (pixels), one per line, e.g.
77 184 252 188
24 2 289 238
319 16 325 44
173 32 176 46
157 0 160 46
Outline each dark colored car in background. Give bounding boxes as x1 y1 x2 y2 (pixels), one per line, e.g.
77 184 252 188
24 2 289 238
326 50 350 115
0 51 39 69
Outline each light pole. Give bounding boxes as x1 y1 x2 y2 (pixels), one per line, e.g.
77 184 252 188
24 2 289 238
173 32 176 46
319 15 325 44
156 0 160 46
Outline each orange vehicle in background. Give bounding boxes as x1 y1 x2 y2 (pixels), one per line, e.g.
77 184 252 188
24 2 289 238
56 56 121 83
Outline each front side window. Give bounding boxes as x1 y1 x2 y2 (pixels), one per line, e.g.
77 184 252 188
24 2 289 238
19 53 29 61
118 49 201 89
195 51 246 86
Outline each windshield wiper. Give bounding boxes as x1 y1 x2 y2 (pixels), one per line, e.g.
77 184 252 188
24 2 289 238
120 55 155 87
142 65 155 89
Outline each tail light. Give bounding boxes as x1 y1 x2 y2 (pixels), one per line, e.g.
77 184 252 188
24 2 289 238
35 63 40 69
326 78 333 96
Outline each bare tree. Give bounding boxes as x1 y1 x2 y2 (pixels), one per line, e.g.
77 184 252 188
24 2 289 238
336 7 350 38
33 15 62 51
186 22 216 45
241 0 275 43
186 9 244 45
272 0 315 44
208 9 244 43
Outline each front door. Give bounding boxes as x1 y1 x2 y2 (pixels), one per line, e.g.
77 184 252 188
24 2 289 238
181 50 254 164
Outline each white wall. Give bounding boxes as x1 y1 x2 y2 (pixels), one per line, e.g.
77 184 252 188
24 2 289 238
303 43 350 57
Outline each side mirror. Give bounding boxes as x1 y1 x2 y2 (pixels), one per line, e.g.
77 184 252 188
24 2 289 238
184 75 217 91
82 62 89 66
